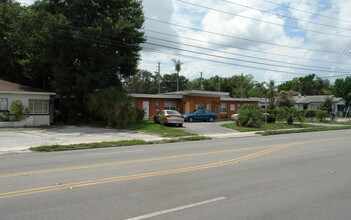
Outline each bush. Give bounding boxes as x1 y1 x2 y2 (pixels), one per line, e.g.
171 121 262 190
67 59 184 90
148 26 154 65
305 110 316 118
236 104 262 128
316 110 329 122
135 109 145 121
11 101 29 121
266 114 276 123
89 87 136 128
294 110 305 124
0 111 10 121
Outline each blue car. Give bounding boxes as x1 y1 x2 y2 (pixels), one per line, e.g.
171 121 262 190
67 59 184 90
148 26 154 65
183 109 218 122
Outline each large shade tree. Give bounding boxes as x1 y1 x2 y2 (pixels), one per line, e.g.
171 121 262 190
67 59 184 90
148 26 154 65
1 0 146 122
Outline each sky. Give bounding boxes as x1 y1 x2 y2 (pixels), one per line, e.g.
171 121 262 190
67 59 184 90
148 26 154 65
17 0 351 84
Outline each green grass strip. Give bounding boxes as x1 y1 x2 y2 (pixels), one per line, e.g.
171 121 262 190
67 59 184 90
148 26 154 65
30 136 210 152
257 125 351 136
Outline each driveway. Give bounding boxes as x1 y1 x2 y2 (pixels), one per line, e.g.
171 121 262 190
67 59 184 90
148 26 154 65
182 121 239 135
0 126 163 154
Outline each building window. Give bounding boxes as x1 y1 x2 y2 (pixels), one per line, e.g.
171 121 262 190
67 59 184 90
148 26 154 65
0 98 8 111
164 101 176 110
230 104 235 111
29 99 49 114
237 104 241 110
155 101 160 111
220 103 227 113
303 104 308 110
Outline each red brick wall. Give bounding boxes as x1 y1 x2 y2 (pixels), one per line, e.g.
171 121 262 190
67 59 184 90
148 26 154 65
219 101 259 120
134 97 183 118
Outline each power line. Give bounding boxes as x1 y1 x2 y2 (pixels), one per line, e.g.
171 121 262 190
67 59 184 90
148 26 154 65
220 0 351 31
175 0 351 38
144 41 351 74
145 29 351 65
260 0 351 24
146 35 351 72
145 17 343 54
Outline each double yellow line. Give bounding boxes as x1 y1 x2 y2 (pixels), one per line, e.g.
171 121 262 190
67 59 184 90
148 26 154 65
0 145 275 179
0 144 290 199
0 136 349 199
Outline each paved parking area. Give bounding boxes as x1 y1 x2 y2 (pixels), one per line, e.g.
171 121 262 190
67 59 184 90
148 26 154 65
182 121 239 135
0 126 164 154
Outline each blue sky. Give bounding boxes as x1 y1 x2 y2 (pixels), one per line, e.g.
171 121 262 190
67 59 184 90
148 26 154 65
17 0 351 84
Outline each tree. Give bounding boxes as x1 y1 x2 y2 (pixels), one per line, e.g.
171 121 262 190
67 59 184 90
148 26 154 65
278 74 331 95
276 91 296 108
3 0 146 122
161 74 188 92
264 79 276 108
334 76 351 106
319 97 333 113
124 70 158 94
0 0 27 84
172 59 182 91
89 88 135 128
236 104 262 128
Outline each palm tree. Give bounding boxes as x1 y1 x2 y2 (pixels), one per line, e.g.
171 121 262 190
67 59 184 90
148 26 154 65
264 79 276 108
172 59 182 91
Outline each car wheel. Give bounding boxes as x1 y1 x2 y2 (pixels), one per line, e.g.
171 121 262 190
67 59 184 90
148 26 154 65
188 117 194 122
209 117 214 122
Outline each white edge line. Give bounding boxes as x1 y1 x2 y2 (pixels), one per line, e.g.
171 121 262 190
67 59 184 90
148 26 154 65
124 196 226 220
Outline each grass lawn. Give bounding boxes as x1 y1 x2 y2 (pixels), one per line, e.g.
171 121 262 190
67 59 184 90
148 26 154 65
222 122 315 132
128 120 195 137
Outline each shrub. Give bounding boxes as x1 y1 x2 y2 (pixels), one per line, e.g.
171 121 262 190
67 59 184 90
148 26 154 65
294 110 305 124
305 110 316 118
236 104 262 128
0 111 10 121
89 87 135 128
266 114 276 123
135 109 145 121
316 110 329 122
11 101 29 121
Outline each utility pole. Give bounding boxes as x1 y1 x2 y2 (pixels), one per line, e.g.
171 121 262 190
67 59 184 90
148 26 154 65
241 73 244 98
157 62 161 94
200 72 204 90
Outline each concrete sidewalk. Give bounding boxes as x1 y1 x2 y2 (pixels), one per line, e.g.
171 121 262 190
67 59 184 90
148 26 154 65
0 126 164 154
0 125 259 154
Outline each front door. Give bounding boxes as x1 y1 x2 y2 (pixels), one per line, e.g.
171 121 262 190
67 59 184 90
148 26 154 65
142 101 150 120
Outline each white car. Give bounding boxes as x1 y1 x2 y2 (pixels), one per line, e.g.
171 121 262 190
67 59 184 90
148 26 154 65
231 114 239 121
154 110 185 127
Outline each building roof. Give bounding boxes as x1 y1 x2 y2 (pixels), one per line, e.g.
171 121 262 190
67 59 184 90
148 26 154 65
164 90 229 97
220 96 258 102
129 93 182 99
293 95 344 104
0 79 55 95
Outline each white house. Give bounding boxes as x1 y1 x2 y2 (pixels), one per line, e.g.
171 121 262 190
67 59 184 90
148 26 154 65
0 79 55 127
293 95 347 116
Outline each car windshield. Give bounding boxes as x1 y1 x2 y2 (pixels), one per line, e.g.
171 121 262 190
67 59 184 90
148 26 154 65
166 110 180 115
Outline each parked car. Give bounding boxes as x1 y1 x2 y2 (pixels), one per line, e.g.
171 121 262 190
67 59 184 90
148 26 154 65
183 109 217 122
154 110 184 127
231 113 238 121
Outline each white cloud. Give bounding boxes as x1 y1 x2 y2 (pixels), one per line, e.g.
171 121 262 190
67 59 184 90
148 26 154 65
15 0 351 83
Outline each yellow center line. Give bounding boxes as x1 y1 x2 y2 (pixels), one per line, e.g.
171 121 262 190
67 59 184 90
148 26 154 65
0 144 290 199
0 136 349 199
0 145 279 179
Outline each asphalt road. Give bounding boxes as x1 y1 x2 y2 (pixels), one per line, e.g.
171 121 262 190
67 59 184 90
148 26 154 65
1 130 351 220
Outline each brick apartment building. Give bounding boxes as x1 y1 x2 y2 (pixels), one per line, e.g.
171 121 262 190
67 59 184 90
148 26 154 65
130 90 258 120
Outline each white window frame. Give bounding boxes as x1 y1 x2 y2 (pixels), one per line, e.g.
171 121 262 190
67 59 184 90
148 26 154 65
155 101 160 111
230 104 235 111
220 103 227 113
164 101 176 110
0 98 8 111
29 99 49 114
